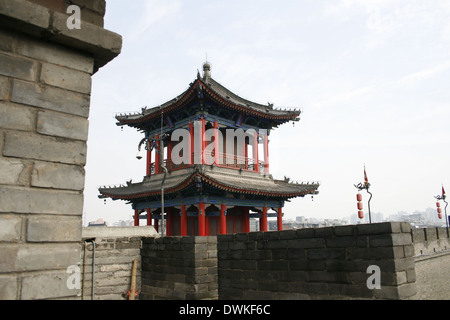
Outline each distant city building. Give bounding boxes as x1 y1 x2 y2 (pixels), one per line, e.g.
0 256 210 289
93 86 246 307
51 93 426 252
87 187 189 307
88 218 108 227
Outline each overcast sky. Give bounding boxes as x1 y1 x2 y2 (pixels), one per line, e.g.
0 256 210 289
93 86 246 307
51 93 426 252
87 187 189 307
84 0 450 225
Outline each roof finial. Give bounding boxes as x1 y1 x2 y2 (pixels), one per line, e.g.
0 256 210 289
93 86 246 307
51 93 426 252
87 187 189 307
203 55 211 80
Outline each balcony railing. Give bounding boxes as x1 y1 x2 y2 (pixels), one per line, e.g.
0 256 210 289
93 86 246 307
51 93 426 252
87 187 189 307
148 152 267 175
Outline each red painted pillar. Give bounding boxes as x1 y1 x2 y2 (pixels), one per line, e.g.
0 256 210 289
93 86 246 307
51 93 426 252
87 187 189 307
277 207 283 231
253 132 259 172
263 132 269 174
219 204 227 235
154 134 160 174
214 121 219 165
260 206 267 231
181 205 187 236
198 202 206 236
147 208 152 226
134 209 139 227
189 122 194 165
154 217 159 232
243 207 250 233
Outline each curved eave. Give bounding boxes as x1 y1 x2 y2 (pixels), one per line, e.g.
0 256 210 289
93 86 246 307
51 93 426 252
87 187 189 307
99 172 319 201
199 173 319 199
115 78 300 128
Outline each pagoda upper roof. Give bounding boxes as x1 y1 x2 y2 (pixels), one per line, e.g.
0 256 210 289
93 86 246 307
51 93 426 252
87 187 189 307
115 64 300 130
98 165 319 202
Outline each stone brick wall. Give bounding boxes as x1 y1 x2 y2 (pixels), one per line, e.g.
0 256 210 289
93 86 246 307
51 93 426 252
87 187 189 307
0 0 121 300
411 227 450 256
217 222 417 300
141 236 218 300
81 236 142 300
412 227 450 300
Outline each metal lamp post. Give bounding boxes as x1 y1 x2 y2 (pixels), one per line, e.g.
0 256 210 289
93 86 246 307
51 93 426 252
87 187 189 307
434 187 448 231
354 166 372 223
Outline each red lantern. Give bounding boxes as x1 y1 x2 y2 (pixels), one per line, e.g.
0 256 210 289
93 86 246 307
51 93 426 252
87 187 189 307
437 207 442 214
436 202 441 208
356 193 363 219
438 213 442 219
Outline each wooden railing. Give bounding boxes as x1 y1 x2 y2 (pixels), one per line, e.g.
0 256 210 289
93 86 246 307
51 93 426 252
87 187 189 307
148 152 266 175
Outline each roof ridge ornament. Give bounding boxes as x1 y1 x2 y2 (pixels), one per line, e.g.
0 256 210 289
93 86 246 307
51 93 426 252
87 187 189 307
202 60 211 80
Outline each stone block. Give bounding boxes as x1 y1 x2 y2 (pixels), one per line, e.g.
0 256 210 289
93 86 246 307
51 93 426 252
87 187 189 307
51 10 122 70
3 131 87 165
287 238 324 249
326 236 366 248
0 75 10 100
15 243 81 272
0 101 35 131
27 215 82 242
16 35 94 73
37 110 89 141
0 0 50 30
0 275 17 299
31 161 85 191
0 214 22 242
357 222 402 235
307 248 346 260
0 52 38 81
21 270 80 300
40 62 92 94
0 157 27 185
0 186 83 215
0 29 15 52
11 79 90 118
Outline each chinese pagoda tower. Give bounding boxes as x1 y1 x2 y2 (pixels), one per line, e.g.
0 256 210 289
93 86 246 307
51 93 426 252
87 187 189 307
99 62 319 236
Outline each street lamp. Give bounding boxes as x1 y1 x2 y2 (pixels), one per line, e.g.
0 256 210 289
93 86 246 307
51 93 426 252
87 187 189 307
434 186 448 230
354 166 372 223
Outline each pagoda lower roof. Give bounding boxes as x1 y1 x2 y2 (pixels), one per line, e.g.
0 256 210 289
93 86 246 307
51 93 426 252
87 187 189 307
98 165 319 201
115 73 300 129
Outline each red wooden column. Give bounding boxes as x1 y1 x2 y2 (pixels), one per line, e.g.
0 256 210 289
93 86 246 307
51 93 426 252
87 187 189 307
219 204 227 235
277 207 283 231
134 209 139 226
214 121 219 165
260 206 267 231
263 132 269 174
181 205 187 236
243 207 250 233
154 134 160 174
189 122 194 165
253 131 259 172
198 202 206 236
154 217 159 232
146 208 152 226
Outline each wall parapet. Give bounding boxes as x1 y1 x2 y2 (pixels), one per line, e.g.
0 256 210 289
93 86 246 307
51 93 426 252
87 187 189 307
217 222 417 300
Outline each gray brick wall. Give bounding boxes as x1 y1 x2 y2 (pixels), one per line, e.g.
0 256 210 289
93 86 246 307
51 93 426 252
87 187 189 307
141 236 218 300
217 222 417 300
0 0 121 300
81 236 142 300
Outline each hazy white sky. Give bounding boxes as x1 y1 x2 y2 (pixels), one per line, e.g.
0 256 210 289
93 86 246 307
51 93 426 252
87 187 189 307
84 0 450 225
